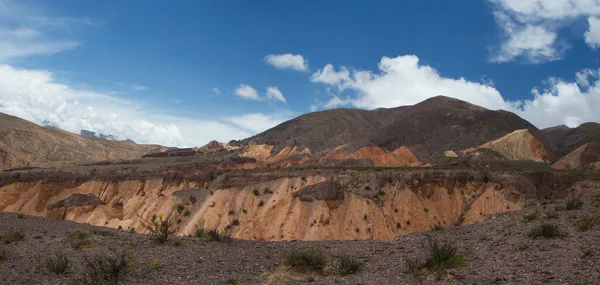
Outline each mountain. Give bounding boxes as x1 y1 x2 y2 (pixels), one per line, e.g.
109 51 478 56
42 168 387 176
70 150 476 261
0 112 164 170
553 141 600 170
543 122 600 157
239 96 556 167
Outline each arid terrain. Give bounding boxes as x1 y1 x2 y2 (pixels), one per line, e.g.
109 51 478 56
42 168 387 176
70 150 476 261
1 96 600 284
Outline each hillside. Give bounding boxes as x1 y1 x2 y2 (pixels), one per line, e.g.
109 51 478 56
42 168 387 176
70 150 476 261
553 141 600 170
543 122 600 157
0 112 164 170
238 96 555 167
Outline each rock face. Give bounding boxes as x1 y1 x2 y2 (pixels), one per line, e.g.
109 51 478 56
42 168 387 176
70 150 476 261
0 168 588 241
0 112 164 170
553 141 600 170
479 129 552 162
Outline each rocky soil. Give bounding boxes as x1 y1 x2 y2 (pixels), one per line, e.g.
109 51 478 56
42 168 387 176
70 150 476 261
1 194 600 285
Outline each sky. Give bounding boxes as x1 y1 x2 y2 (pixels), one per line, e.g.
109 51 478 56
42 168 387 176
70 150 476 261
1 0 600 147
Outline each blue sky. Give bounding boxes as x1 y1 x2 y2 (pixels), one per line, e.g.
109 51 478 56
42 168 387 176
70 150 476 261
1 0 600 147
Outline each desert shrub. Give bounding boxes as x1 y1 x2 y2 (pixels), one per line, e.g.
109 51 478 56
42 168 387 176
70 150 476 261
228 210 235 215
405 238 465 274
527 223 561 238
226 278 242 285
139 212 178 244
36 251 70 275
68 231 91 249
195 225 231 244
284 249 327 272
189 196 197 204
183 210 191 217
566 198 583 211
231 219 240 226
1 231 24 244
253 189 260 196
264 188 273 194
176 203 185 215
258 201 264 208
431 224 444 231
0 248 6 261
82 248 133 285
522 211 539 223
578 218 594 232
337 254 363 276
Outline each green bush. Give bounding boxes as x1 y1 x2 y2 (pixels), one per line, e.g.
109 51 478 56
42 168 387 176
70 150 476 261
1 231 24 244
139 213 178 244
566 198 583 211
527 223 561 238
82 248 132 285
337 254 363 276
405 238 465 274
284 249 327 272
252 189 260 196
68 231 91 249
36 252 70 275
195 225 231 244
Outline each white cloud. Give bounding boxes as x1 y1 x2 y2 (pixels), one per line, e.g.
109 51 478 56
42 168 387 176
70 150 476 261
234 84 260 101
585 16 600 49
310 55 600 129
265 86 286 103
488 0 600 62
228 113 290 134
0 64 253 147
212 87 221 95
265 54 308 71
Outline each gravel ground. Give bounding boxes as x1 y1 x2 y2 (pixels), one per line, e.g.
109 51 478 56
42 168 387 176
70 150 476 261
1 199 599 285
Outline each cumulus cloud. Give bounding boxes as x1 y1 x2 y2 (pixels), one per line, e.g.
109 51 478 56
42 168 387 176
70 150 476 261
0 64 254 147
488 0 600 62
310 55 600 129
265 54 308 71
265 86 286 103
234 84 260 101
585 16 600 49
228 113 291 134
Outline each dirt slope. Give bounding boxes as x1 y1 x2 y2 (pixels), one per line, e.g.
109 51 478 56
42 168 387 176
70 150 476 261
1 190 599 284
478 129 552 162
0 112 164 170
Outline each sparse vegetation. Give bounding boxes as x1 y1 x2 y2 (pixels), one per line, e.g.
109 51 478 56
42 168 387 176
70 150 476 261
264 188 273 194
231 219 240 226
183 210 191 217
258 201 264 207
1 230 24 244
176 203 185 215
522 211 539 223
565 198 583 211
253 189 260 196
336 254 363 276
578 217 594 232
189 196 197 204
284 249 327 272
139 212 178 244
82 248 133 284
195 224 232 244
431 224 444 231
545 211 560 219
226 278 242 285
527 223 561 238
228 210 235 215
0 247 6 261
405 238 465 274
36 251 70 275
67 231 91 249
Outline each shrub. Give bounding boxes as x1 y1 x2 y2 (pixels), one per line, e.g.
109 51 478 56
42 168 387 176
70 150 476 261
258 201 264 208
253 189 260 196
431 224 444 231
82 248 132 284
36 252 70 275
578 218 594 232
1 231 24 244
183 210 191 217
68 231 91 249
337 254 363 276
195 225 231 244
527 223 561 238
231 219 240 226
228 210 235 216
264 188 273 194
176 203 185 215
566 198 583 211
226 278 242 285
189 196 197 204
0 247 6 261
139 212 178 244
284 249 327 272
405 238 465 274
522 211 539 223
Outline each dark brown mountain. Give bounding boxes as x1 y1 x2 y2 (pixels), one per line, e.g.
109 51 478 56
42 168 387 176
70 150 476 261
543 122 600 157
243 96 555 163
